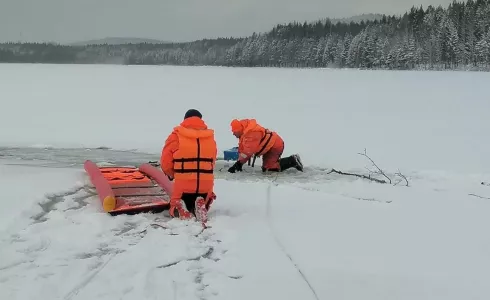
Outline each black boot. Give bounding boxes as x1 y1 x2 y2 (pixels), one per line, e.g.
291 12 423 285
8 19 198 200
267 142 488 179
279 155 303 172
292 154 303 171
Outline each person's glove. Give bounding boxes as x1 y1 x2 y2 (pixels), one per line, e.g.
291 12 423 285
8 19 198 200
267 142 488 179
228 161 243 173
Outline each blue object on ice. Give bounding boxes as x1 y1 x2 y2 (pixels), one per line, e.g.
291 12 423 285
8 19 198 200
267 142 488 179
223 147 239 161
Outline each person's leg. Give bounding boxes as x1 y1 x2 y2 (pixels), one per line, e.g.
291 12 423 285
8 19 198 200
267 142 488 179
204 190 216 210
195 180 215 211
169 180 216 220
169 181 192 219
181 192 209 214
261 135 303 172
181 190 212 223
261 136 284 172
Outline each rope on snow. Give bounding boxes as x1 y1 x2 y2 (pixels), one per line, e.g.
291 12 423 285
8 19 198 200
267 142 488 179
265 174 320 300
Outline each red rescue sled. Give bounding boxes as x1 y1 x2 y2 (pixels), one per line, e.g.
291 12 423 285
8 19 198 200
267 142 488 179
84 160 173 215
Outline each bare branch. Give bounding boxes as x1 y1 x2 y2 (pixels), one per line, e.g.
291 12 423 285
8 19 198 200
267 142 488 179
326 148 410 187
327 168 388 184
395 169 409 187
342 195 393 204
469 193 490 200
357 148 392 184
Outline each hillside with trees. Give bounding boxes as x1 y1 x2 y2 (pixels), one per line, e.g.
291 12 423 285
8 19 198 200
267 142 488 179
1 0 489 70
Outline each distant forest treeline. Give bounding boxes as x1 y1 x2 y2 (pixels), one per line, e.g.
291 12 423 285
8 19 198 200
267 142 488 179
1 0 489 70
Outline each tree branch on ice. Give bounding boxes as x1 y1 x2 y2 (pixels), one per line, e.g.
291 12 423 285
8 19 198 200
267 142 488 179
327 168 388 184
468 193 490 200
394 169 410 187
327 148 409 186
357 148 393 184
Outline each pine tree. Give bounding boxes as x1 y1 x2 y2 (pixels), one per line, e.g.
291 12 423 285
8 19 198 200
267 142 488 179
2 0 489 70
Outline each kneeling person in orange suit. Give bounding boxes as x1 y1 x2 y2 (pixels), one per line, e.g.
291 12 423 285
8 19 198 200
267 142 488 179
227 118 303 173
161 109 217 220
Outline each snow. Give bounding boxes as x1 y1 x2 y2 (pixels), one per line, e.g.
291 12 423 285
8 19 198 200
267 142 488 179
0 162 85 230
1 63 490 173
1 63 490 299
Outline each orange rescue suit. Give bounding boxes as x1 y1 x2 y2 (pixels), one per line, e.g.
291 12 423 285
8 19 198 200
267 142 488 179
231 119 284 170
161 117 217 205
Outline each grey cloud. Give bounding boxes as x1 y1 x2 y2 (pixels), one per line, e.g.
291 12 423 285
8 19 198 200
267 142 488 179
0 0 455 43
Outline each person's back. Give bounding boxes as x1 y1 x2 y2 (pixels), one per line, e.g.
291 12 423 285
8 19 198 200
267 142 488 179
228 118 303 173
232 118 277 158
161 109 217 220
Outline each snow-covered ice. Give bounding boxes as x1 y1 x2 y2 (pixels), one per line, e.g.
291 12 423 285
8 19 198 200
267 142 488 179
2 63 490 173
1 63 490 300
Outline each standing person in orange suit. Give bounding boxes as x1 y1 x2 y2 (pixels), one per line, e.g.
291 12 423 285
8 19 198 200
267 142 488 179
160 109 217 221
227 118 303 174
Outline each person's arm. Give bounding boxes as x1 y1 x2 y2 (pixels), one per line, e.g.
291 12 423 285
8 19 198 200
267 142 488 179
160 132 178 179
238 131 262 164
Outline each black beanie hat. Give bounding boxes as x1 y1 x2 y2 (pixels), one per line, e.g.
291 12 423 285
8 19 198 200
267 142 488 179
184 109 202 119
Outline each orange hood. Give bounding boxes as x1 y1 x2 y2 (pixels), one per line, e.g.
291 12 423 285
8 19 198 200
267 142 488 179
180 116 208 130
174 116 213 139
230 118 257 135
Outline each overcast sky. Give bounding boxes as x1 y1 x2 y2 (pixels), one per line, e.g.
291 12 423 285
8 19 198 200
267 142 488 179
0 0 454 44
